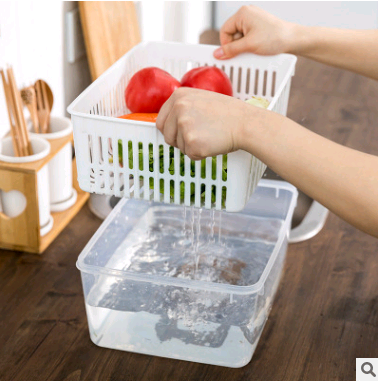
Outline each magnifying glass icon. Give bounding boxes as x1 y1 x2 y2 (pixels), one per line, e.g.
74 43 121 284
362 362 377 377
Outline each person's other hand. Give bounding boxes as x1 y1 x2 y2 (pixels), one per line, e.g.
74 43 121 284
156 88 258 160
213 5 296 59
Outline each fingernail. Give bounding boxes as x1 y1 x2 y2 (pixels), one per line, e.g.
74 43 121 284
213 47 225 59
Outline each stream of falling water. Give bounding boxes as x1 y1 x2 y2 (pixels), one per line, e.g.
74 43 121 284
209 209 216 244
182 205 187 237
190 205 195 249
194 208 202 278
182 206 224 280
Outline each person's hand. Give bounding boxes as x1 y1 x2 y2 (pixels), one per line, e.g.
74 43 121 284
213 5 296 59
156 88 256 160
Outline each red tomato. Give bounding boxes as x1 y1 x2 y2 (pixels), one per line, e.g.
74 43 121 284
180 66 233 96
125 67 180 113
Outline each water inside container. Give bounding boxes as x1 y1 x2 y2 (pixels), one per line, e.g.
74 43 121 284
84 200 283 287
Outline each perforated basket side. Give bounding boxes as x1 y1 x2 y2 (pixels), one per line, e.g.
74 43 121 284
68 42 297 211
72 115 252 210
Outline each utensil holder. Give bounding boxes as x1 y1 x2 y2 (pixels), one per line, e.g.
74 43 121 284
0 136 53 236
29 116 77 212
0 132 89 254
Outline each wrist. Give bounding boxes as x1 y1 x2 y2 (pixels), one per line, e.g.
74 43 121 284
285 23 316 56
236 103 268 153
236 104 290 161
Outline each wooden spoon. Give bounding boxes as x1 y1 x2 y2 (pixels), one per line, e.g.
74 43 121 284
34 79 53 133
35 80 53 110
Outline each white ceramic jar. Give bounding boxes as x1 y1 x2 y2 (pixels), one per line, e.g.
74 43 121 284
29 116 76 212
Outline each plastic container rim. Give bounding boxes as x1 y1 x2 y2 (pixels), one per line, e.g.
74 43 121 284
76 179 298 296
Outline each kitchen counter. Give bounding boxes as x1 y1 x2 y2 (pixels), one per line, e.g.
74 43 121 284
1 57 378 381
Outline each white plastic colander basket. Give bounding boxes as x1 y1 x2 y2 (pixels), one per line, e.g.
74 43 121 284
68 42 296 212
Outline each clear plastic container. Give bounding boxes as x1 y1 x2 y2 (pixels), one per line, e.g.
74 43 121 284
77 179 298 367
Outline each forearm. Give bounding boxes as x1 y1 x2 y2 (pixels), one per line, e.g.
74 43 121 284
287 25 378 80
240 108 378 236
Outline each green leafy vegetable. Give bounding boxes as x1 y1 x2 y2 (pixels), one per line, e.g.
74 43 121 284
245 96 270 109
114 141 227 204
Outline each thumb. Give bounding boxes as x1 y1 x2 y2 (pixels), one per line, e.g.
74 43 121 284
213 38 249 60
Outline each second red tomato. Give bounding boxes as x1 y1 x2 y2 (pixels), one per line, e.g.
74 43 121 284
180 66 233 96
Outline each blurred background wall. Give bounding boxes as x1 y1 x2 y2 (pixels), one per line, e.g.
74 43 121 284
0 1 377 137
215 2 378 29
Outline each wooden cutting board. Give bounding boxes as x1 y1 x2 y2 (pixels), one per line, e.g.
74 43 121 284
79 1 141 81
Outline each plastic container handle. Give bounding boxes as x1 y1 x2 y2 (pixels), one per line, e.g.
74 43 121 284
289 201 329 243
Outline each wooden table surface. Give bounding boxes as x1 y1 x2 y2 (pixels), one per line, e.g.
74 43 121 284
1 57 378 381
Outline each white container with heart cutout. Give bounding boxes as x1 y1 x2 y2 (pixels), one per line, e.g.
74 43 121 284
0 136 53 236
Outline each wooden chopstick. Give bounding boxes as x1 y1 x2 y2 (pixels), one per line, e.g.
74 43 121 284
1 69 25 156
8 68 31 155
41 81 50 133
0 69 21 156
35 81 46 133
7 70 28 156
6 68 27 156
7 68 32 156
1 66 34 157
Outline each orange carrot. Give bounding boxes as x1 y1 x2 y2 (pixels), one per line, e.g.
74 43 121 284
118 113 158 123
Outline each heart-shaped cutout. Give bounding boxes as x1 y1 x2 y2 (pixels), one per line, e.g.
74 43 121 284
0 190 27 218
